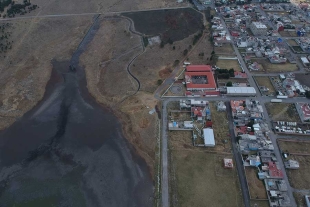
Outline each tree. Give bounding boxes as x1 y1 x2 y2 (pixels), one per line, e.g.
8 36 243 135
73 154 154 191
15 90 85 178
183 49 188 56
167 38 173 45
306 91 310 99
173 60 180 67
172 46 175 50
160 41 164 48
226 81 233 87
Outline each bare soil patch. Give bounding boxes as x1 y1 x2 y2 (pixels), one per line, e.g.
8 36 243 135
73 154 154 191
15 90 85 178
287 39 299 46
123 8 203 43
265 103 300 122
0 16 93 130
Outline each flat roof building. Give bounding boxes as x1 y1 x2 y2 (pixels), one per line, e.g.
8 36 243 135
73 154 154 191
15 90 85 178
203 128 215 147
250 22 267 36
227 87 256 96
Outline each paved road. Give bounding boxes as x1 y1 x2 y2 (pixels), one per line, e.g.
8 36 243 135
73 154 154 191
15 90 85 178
226 102 251 207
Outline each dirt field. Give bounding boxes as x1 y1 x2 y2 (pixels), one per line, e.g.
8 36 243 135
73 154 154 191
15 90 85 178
0 16 93 130
80 17 159 173
278 140 310 190
251 58 297 73
296 73 310 87
245 168 268 199
216 59 242 72
214 43 234 55
169 131 243 207
123 8 203 43
254 76 276 96
265 103 300 122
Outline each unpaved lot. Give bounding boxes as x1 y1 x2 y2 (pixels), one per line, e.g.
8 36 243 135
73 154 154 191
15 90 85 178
251 58 297 73
295 73 310 87
214 43 234 55
278 140 310 190
169 130 243 207
245 167 268 199
265 103 300 122
0 16 93 130
254 76 276 96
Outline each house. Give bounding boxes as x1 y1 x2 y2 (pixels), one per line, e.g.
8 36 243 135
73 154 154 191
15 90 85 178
217 101 227 111
203 128 215 147
305 195 310 207
284 159 299 169
296 103 310 121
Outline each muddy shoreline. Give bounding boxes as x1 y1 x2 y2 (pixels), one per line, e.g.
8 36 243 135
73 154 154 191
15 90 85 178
0 15 153 207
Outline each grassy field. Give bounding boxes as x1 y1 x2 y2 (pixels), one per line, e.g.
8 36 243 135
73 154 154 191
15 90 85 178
245 168 268 199
251 58 297 73
294 192 308 207
214 43 234 55
169 131 243 207
278 140 310 190
216 59 242 72
265 103 300 122
168 101 243 207
210 102 232 153
187 33 214 65
287 39 299 46
254 76 276 96
279 31 298 37
123 8 203 43
250 200 270 207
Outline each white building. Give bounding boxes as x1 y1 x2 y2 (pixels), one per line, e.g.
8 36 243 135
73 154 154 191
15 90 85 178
227 87 257 96
250 22 267 36
203 128 215 147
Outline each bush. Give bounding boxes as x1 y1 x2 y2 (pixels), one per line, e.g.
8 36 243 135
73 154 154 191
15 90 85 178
226 81 233 87
157 79 163 85
173 60 180 67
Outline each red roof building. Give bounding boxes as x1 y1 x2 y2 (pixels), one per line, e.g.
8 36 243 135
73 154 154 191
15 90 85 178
268 162 284 178
186 65 212 72
185 65 217 91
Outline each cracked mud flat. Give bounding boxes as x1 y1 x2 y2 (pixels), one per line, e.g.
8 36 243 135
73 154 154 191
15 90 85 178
0 16 153 207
